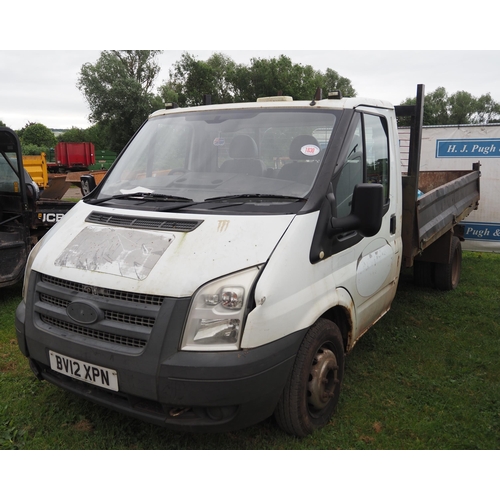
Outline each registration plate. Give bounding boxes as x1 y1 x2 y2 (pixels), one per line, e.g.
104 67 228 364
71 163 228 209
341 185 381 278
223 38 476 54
49 351 119 392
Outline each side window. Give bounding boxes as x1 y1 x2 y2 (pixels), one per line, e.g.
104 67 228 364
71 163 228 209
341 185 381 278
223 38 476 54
333 113 389 218
364 114 389 202
335 115 363 218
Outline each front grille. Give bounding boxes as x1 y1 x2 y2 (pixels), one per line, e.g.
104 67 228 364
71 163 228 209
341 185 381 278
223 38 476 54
36 274 164 351
40 293 67 309
104 310 156 328
40 315 147 349
86 211 203 232
41 274 164 306
40 293 156 328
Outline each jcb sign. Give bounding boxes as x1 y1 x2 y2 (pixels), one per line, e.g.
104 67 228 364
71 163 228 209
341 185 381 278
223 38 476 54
38 212 65 224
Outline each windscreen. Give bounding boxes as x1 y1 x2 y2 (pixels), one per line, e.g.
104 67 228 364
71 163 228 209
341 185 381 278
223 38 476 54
98 108 339 203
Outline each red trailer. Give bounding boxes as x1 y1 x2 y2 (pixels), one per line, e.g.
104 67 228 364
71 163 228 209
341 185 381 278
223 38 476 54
48 142 95 172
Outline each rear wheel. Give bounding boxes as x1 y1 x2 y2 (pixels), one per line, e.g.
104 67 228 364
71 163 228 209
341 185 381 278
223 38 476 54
434 236 462 291
275 318 345 437
413 260 434 288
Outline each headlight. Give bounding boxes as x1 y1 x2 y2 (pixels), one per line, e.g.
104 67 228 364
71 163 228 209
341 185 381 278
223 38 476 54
22 240 43 302
181 266 261 351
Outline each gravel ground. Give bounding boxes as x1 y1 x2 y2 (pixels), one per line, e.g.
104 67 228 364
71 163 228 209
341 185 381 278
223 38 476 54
62 186 83 200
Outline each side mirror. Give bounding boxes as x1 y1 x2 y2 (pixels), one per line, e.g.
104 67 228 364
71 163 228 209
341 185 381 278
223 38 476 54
330 183 383 237
80 174 97 197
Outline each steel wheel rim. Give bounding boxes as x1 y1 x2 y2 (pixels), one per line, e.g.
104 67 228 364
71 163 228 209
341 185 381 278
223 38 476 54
307 345 339 413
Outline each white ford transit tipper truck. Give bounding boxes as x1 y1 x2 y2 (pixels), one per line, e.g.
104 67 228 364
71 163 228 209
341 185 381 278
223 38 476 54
15 85 480 436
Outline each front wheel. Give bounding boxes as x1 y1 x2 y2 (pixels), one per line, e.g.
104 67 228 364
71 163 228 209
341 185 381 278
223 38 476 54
275 318 345 437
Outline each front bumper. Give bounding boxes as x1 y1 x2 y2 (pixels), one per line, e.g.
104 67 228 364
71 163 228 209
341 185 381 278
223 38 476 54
16 273 305 432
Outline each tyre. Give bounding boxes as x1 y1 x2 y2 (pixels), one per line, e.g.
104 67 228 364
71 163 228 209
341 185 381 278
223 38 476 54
413 260 434 288
275 318 345 437
434 236 462 291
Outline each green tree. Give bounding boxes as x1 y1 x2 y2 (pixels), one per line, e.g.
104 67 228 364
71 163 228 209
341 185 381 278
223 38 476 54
160 52 239 106
448 91 476 124
400 87 500 125
0 119 6 127
57 126 88 143
57 124 108 150
422 87 450 125
81 124 110 151
77 50 164 152
162 52 215 106
474 93 500 124
235 56 356 102
207 52 239 103
18 122 57 148
160 52 356 106
322 68 357 98
235 55 322 101
20 143 48 155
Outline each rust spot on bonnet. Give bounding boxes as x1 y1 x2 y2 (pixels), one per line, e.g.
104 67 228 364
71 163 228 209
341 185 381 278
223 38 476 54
217 220 230 232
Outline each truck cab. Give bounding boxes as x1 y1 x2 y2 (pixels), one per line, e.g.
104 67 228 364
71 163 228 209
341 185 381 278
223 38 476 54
14 91 430 435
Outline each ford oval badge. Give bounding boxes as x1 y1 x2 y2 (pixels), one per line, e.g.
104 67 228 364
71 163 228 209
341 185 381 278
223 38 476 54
67 300 101 325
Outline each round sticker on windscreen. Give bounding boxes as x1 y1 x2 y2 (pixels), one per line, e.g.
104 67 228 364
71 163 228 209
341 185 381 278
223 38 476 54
301 144 320 156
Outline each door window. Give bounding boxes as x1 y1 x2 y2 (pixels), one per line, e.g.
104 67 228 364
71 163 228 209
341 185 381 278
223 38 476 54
334 112 389 218
364 114 389 202
335 115 363 218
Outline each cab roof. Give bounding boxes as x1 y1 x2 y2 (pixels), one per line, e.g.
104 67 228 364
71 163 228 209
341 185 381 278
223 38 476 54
149 95 395 120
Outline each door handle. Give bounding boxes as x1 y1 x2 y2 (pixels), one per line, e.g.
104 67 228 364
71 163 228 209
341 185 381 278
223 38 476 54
390 214 396 235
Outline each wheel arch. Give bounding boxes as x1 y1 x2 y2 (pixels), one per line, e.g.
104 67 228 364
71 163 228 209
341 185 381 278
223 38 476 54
320 287 356 353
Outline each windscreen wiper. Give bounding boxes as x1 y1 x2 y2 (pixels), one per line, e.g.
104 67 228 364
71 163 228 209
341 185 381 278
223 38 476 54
204 194 306 202
86 193 194 205
158 194 305 212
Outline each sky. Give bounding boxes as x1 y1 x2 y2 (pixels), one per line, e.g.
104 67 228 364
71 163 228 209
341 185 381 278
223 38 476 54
2 5 499 131
2 49 499 131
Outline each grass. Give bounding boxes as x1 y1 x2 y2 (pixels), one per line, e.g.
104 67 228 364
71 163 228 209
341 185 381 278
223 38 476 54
1 252 499 450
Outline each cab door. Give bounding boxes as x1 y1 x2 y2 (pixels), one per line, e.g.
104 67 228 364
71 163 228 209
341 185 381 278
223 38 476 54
330 109 401 341
0 128 31 288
